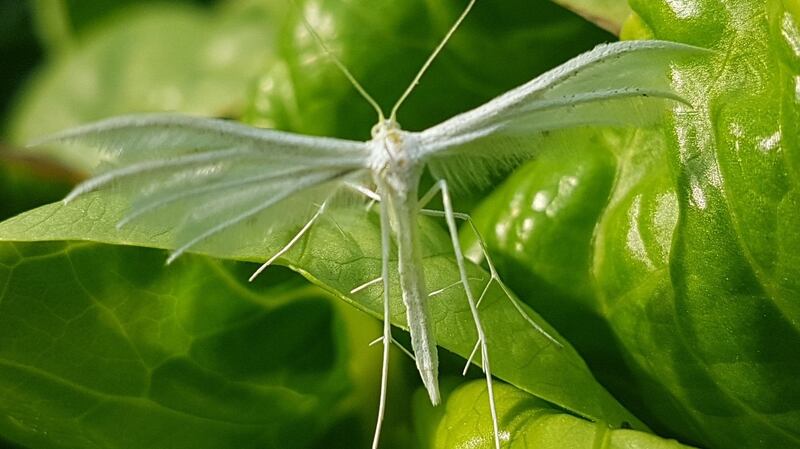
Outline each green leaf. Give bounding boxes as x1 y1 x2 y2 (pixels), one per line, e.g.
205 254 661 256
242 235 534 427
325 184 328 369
0 241 381 449
463 129 635 397
430 381 696 449
468 1 800 448
0 193 641 432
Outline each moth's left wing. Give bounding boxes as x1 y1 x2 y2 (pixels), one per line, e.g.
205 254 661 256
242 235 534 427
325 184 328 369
417 40 710 189
34 114 371 261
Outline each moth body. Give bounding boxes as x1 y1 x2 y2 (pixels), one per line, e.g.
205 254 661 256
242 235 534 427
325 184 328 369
370 119 440 405
369 120 421 179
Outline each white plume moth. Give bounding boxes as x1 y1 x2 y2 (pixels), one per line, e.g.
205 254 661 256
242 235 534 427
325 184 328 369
35 1 706 447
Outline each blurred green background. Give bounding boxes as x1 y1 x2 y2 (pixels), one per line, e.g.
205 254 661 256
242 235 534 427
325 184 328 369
1 0 220 220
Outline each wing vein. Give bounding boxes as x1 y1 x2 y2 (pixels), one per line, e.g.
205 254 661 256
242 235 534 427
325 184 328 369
165 170 352 263
116 166 336 228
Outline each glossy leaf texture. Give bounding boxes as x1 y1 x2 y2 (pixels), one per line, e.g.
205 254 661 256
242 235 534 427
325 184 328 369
0 241 382 449
466 1 800 448
425 381 696 449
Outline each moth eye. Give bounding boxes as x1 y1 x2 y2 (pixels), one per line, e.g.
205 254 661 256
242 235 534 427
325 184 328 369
371 123 382 138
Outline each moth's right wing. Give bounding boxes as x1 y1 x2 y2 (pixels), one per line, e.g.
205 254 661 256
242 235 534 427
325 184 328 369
417 40 710 189
35 114 371 261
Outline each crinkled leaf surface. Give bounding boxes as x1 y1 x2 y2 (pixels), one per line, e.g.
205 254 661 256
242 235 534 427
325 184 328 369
0 241 380 449
468 1 800 448
428 381 696 449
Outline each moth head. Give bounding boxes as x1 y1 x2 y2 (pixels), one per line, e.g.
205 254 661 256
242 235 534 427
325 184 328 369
370 119 402 140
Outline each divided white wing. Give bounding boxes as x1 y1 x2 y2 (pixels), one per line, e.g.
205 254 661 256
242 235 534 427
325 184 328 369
418 40 709 189
37 114 371 261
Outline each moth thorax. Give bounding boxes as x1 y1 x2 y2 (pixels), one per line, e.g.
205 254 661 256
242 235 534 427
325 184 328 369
369 118 413 171
384 132 406 161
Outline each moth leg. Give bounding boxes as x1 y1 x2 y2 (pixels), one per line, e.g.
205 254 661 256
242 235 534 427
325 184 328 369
345 182 382 212
463 340 483 375
248 200 328 282
351 276 383 294
425 179 502 449
371 199 393 449
419 208 562 351
427 277 482 298
345 182 380 199
345 184 483 304
369 336 416 362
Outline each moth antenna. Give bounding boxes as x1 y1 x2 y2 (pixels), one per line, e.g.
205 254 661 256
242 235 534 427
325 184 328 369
293 0 385 121
389 0 477 120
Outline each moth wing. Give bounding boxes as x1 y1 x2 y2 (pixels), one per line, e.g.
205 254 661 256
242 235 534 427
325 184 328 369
35 114 371 260
417 40 710 189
